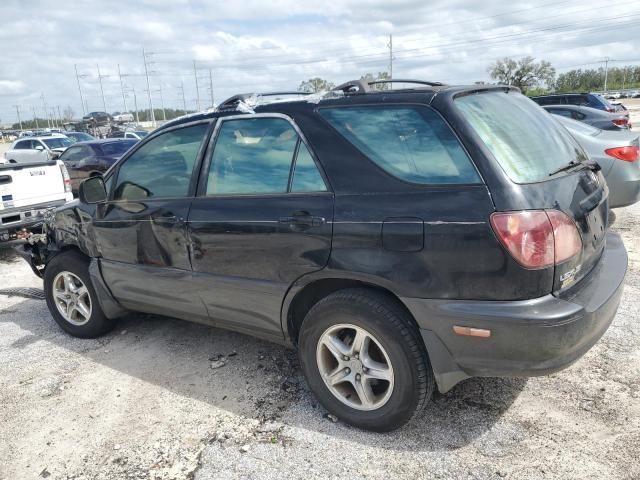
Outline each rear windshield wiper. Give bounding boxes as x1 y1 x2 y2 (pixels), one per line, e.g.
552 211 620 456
548 159 600 177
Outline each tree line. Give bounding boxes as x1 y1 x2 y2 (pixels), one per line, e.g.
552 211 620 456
488 57 640 94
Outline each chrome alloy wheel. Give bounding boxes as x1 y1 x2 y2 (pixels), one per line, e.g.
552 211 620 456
52 271 92 326
316 323 394 411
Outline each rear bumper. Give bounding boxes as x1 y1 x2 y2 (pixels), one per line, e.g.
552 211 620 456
607 162 640 209
403 232 627 392
0 199 68 235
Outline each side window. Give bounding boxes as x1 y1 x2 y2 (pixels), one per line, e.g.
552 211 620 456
291 143 326 192
113 124 208 200
206 117 299 195
60 146 82 161
320 106 480 185
14 140 28 150
566 95 586 106
572 111 586 120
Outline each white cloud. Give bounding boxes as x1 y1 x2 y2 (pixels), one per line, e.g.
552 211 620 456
0 0 638 123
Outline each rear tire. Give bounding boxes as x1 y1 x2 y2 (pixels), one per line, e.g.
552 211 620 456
298 288 434 432
44 251 116 338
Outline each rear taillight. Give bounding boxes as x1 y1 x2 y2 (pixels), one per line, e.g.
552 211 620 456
605 145 639 162
612 118 628 127
490 210 582 269
59 163 72 193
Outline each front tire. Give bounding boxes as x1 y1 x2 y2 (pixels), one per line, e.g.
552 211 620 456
44 251 116 338
298 289 434 432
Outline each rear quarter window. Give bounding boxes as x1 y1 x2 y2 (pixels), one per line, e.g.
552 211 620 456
319 105 480 185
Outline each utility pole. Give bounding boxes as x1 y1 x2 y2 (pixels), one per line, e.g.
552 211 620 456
41 93 51 129
96 64 107 113
179 81 187 112
32 106 39 129
388 33 393 81
74 64 86 115
13 105 23 131
57 106 63 126
622 66 627 91
158 84 166 121
603 57 610 93
132 87 140 124
143 48 156 126
118 64 128 113
208 68 214 107
193 60 201 111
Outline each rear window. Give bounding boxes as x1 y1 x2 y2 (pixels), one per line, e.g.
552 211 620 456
553 116 600 136
455 91 587 183
319 106 480 185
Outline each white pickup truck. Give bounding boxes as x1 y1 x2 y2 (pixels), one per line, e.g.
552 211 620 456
0 159 73 245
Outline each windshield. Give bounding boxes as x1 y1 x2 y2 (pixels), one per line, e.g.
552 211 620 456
42 137 73 149
99 140 136 157
134 131 148 138
455 91 587 183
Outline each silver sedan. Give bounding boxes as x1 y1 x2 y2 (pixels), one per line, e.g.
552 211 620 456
554 116 640 208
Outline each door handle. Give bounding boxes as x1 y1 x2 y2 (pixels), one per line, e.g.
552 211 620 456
155 214 182 225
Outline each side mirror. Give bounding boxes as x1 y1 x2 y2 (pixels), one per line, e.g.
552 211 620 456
79 176 107 204
35 145 44 151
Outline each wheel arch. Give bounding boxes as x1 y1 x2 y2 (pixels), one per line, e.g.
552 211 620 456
283 275 419 346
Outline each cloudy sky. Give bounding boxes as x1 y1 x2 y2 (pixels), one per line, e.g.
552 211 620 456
0 0 639 126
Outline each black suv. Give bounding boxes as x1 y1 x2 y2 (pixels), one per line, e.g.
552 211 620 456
22 80 627 432
530 92 615 112
82 111 112 126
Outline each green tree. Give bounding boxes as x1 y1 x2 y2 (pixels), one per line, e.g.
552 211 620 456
488 57 555 93
298 77 335 93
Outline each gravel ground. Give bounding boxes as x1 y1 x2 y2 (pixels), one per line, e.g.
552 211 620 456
1 143 640 480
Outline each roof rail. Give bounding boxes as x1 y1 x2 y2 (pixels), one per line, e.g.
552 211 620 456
217 91 312 111
367 78 446 88
333 80 370 95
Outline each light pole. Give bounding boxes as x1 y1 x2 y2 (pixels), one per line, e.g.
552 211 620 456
13 105 23 131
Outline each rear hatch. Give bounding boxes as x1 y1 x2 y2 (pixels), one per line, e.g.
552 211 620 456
0 161 68 212
451 89 609 294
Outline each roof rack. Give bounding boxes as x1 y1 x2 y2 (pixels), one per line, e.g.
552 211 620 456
368 78 446 88
217 91 312 111
333 80 370 95
332 78 446 96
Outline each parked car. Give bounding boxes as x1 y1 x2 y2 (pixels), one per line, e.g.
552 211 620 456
554 116 639 208
4 134 73 164
58 139 137 195
82 111 111 126
610 101 630 119
108 130 148 140
628 90 640 98
604 91 621 100
542 105 631 130
112 112 135 123
531 92 615 112
0 158 73 245
22 81 627 432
